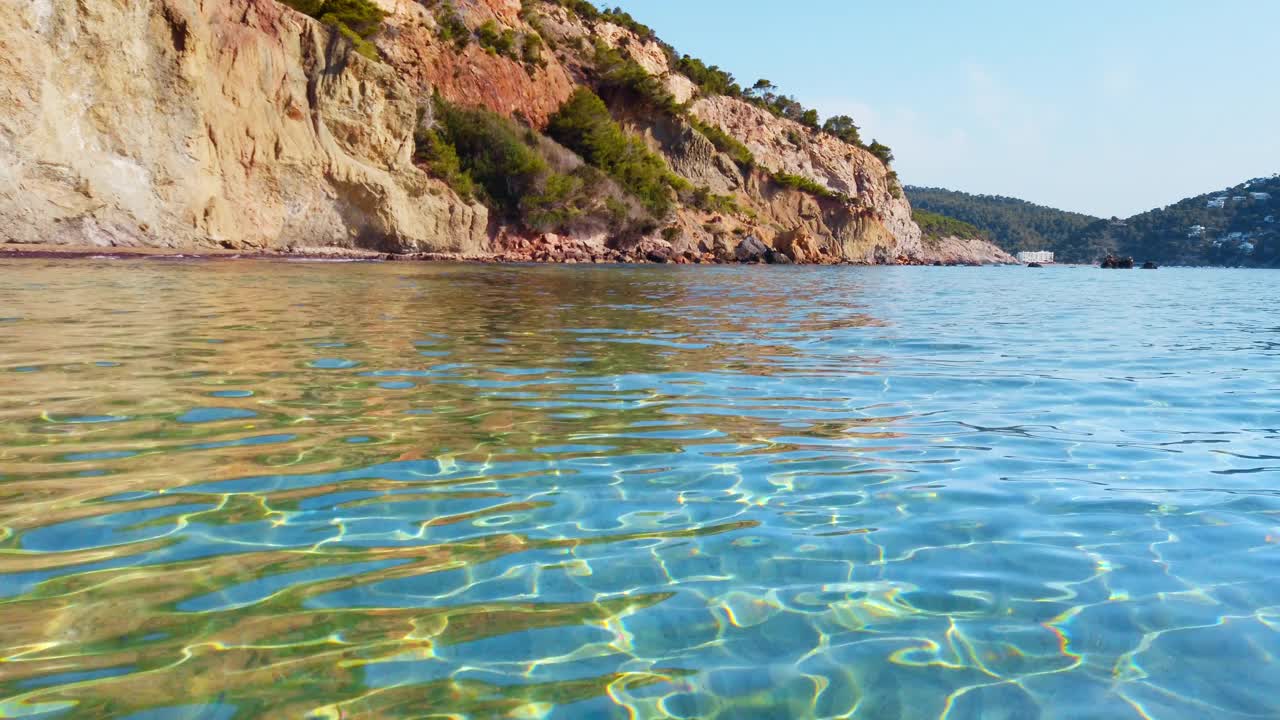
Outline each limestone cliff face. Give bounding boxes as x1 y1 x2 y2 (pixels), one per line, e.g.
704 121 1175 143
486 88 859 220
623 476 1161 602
1 0 1011 264
689 96 922 257
0 0 486 252
376 0 989 264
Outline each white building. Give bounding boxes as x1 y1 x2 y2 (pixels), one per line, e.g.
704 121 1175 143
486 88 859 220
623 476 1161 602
1207 198 1227 209
1017 251 1055 264
1188 225 1206 237
1250 192 1272 201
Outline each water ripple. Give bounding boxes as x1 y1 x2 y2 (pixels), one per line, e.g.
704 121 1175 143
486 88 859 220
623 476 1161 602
0 262 1278 718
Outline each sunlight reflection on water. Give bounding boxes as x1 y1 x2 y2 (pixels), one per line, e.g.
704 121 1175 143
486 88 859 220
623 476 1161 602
1 261 1278 719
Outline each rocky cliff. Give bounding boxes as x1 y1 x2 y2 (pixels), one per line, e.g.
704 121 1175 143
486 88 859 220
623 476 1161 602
0 0 486 252
0 0 1012 265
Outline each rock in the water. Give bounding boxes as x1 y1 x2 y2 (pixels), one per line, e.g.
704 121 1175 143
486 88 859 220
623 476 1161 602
765 249 792 264
1101 253 1135 269
734 236 770 263
1141 261 1158 270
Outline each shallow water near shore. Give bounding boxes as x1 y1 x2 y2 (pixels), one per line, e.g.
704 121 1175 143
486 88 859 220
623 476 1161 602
1 260 1278 719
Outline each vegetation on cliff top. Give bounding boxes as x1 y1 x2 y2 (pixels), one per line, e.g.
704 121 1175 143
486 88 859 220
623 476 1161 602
591 42 683 115
279 0 385 59
580 35 856 207
410 0 897 215
550 1 895 170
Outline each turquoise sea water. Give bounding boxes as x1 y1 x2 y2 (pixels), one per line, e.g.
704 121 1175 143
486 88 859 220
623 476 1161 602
1 260 1278 719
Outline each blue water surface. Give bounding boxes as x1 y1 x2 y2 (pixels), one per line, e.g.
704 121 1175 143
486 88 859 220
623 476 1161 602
0 260 1278 719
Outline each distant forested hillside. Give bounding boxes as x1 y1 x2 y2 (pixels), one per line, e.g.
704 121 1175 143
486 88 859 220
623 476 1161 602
908 177 1280 266
911 209 987 242
905 187 1099 256
1067 176 1280 266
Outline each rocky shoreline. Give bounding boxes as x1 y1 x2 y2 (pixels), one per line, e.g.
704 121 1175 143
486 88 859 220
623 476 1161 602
0 240 1011 266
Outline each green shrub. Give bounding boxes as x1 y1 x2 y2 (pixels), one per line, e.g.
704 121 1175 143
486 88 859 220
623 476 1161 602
688 186 740 215
592 42 681 115
321 15 378 59
822 115 861 146
558 1 657 39
475 21 500 51
520 170 585 230
500 28 520 57
521 33 546 68
433 2 470 48
414 117 476 200
887 170 903 199
867 140 895 166
676 55 741 97
523 6 553 51
519 0 541 23
547 0 875 164
688 118 754 169
422 98 651 235
604 196 632 228
739 80 875 148
476 20 520 58
318 0 384 36
744 79 809 125
599 7 657 41
548 88 685 216
281 0 385 37
556 0 601 22
584 41 760 176
280 0 386 59
772 172 836 199
432 101 551 216
914 209 985 244
281 0 324 14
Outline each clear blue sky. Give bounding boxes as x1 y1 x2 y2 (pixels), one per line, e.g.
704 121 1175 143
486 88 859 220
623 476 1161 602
607 0 1280 218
